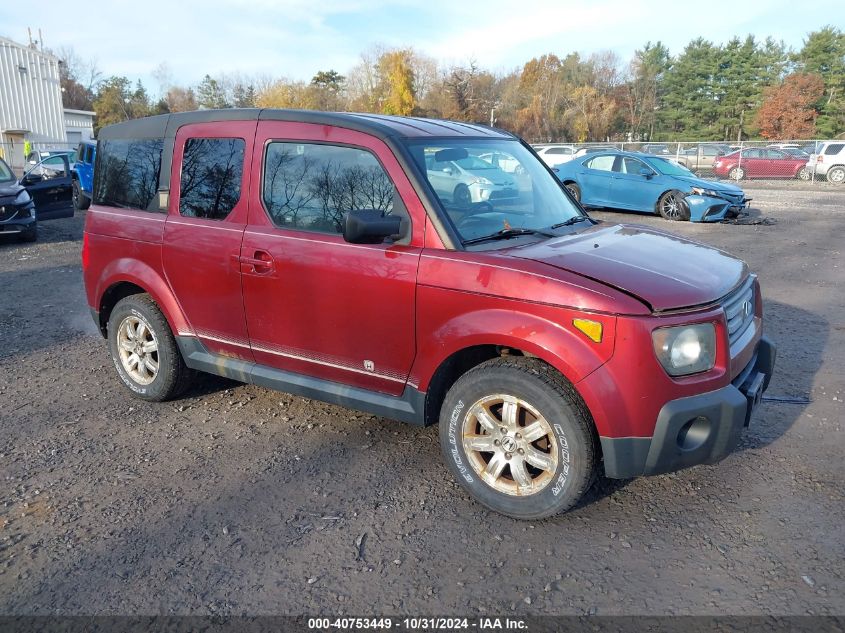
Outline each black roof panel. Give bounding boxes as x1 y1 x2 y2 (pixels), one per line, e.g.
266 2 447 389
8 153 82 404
98 108 514 141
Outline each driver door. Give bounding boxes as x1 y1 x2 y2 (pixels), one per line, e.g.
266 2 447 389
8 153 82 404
22 155 74 219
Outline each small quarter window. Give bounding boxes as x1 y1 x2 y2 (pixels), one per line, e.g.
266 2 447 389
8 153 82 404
824 143 844 155
262 142 394 234
179 138 245 220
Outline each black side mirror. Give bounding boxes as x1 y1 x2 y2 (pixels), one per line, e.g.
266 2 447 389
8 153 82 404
639 168 653 179
343 210 403 244
21 173 42 186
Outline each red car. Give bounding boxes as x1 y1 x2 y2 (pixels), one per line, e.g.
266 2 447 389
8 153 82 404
82 110 775 518
713 147 809 180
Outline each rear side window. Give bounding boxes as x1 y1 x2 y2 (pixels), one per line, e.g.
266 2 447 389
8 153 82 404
824 143 844 155
94 139 163 211
586 155 615 171
179 138 245 220
262 142 394 234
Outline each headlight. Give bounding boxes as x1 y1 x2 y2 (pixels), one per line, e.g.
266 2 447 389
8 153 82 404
652 323 716 376
690 186 719 197
14 190 31 204
471 177 493 186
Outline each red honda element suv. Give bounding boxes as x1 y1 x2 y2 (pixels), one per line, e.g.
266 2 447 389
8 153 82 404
82 110 775 518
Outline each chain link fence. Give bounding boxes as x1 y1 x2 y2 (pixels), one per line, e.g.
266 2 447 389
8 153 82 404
0 141 79 177
533 139 845 186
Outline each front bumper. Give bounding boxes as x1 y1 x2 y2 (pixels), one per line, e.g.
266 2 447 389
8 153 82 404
686 194 751 222
601 335 776 479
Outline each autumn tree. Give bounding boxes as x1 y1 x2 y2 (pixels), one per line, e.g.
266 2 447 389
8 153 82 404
377 50 416 115
93 77 151 133
756 73 825 139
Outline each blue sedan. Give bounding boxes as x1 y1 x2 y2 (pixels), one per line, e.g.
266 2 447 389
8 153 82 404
555 150 749 222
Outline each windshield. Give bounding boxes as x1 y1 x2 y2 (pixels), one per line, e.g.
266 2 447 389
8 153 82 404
0 158 14 182
647 156 694 177
405 139 584 245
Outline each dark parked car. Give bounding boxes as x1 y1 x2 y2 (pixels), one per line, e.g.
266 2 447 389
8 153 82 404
0 153 75 242
83 109 775 519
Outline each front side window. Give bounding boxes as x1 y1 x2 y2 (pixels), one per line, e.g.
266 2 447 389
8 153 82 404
179 137 245 220
404 138 583 246
29 155 68 179
94 138 163 211
618 157 647 174
262 142 394 234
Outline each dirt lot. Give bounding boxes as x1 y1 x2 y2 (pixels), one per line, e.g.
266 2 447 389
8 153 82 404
1 183 843 616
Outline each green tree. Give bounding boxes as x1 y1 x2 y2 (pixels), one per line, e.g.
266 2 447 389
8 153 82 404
659 38 720 138
795 26 845 137
310 70 345 110
196 74 230 109
623 41 671 139
232 83 257 108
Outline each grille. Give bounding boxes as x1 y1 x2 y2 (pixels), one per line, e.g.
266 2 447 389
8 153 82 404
723 277 755 347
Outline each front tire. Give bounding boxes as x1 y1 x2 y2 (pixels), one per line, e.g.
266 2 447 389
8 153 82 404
438 357 598 519
797 166 811 181
564 181 581 202
107 294 194 401
453 184 472 208
827 166 845 184
657 190 690 221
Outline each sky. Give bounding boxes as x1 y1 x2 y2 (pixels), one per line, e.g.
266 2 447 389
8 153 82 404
0 0 834 95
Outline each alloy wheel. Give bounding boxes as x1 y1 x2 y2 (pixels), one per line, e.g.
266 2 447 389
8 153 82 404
116 315 159 385
461 394 558 496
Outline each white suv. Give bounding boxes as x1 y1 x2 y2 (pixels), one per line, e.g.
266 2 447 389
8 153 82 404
807 141 845 184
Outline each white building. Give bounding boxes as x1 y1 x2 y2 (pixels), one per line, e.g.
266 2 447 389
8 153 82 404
64 108 95 146
0 36 67 173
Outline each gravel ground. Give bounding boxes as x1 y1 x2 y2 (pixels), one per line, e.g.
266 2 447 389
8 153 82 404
0 184 843 616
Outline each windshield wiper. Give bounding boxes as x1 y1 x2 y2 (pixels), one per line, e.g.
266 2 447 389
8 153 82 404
550 216 590 229
462 227 557 246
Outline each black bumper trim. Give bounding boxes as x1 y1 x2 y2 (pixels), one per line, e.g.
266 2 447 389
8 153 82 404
601 335 776 479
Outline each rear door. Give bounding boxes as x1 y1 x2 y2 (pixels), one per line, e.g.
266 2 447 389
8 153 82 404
22 154 74 219
578 154 616 206
241 121 423 395
161 121 256 361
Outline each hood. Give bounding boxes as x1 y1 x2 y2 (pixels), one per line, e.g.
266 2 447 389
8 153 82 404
0 180 24 202
673 175 743 195
509 223 747 312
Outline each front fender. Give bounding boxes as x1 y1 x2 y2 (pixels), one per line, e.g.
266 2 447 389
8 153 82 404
412 287 616 391
95 257 191 336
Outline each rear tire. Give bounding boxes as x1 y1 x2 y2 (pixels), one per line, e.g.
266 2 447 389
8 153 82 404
827 166 845 184
564 181 581 202
728 166 745 180
797 166 811 181
438 357 598 519
72 181 91 211
657 190 690 221
107 294 194 401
